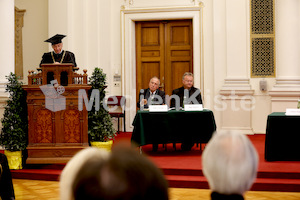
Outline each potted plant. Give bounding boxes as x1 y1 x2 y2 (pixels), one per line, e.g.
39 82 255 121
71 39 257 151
88 67 116 151
0 73 28 169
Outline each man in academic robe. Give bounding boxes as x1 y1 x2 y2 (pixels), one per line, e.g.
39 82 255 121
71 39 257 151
40 34 77 85
40 34 77 67
137 76 165 109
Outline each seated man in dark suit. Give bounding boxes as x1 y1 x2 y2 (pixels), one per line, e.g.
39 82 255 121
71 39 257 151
137 76 165 151
170 72 203 151
137 76 165 109
170 72 202 109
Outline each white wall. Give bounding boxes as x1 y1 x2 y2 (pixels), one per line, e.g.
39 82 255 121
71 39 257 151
0 0 14 130
14 0 48 84
0 0 14 96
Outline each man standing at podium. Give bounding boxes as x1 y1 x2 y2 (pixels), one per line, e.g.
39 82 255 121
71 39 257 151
40 34 77 67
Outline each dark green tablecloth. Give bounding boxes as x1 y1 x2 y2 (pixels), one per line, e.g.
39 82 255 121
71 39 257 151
265 112 300 161
131 109 216 146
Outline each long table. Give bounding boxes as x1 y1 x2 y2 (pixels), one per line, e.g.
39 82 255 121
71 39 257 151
131 109 216 149
265 112 300 161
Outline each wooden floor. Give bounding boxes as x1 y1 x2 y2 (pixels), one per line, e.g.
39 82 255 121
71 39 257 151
13 179 300 200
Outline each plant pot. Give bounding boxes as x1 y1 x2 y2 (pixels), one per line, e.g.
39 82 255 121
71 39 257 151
90 140 113 152
4 150 22 170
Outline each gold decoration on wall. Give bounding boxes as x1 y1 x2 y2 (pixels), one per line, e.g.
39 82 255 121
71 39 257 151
251 0 273 34
252 38 275 77
250 0 275 77
15 7 26 79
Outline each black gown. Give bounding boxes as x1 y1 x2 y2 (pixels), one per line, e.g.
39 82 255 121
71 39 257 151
39 50 77 85
39 50 77 67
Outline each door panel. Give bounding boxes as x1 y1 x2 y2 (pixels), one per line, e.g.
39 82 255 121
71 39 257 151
136 22 165 98
141 27 160 45
141 62 160 89
136 20 193 105
171 61 191 89
165 20 193 96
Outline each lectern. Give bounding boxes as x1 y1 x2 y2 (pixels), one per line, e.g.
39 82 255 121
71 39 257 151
22 64 91 164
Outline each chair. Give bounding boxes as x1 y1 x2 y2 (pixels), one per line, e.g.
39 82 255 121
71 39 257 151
107 96 126 133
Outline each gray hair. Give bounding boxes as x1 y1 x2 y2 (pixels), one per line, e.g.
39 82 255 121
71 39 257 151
202 131 258 195
150 76 160 85
182 72 193 80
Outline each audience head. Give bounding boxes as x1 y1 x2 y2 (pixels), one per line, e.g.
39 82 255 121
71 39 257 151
60 144 169 200
202 131 258 196
98 144 169 200
60 147 110 200
182 72 194 89
149 76 160 92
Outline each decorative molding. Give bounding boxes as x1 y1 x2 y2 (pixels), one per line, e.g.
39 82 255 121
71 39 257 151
269 91 300 97
271 98 300 102
15 7 26 79
122 0 134 9
270 78 300 93
121 5 203 12
224 78 250 85
121 0 203 10
274 78 300 86
220 90 254 97
221 78 252 91
220 127 254 135
0 83 8 98
0 97 8 104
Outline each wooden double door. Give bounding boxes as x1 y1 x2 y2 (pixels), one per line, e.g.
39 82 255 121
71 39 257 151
136 19 193 103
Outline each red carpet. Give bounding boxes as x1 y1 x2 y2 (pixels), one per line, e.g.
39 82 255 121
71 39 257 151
11 133 300 192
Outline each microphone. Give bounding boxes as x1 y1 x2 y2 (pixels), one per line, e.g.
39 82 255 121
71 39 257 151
140 89 145 110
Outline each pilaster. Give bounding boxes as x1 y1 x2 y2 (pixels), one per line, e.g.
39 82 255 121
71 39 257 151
269 0 300 111
0 0 14 97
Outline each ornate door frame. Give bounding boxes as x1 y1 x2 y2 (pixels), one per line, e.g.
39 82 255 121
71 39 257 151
121 4 204 131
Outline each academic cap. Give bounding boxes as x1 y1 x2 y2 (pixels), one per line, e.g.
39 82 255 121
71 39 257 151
44 34 66 45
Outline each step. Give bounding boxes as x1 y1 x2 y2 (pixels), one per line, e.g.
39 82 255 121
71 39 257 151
11 169 61 181
165 174 300 192
163 168 300 180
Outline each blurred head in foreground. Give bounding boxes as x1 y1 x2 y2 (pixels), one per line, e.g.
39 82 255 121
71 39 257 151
60 144 169 200
60 147 109 200
202 131 258 197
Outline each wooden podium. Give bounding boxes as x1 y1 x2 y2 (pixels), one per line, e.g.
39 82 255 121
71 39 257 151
23 64 91 164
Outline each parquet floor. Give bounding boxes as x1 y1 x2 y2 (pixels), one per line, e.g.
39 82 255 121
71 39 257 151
13 179 300 200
